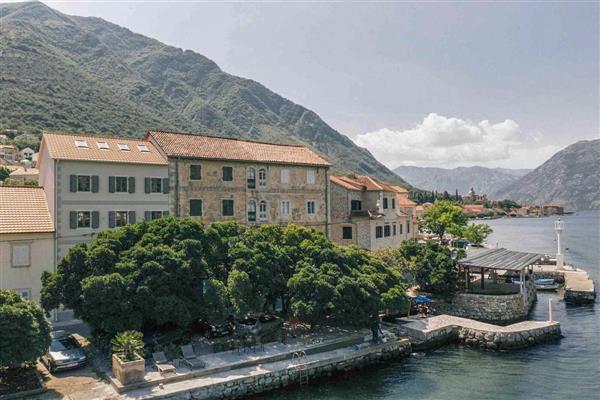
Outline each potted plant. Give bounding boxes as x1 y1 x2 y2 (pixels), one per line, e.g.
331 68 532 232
111 331 145 385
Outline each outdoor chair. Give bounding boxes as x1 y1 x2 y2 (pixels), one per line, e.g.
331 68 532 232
181 345 205 369
152 352 176 375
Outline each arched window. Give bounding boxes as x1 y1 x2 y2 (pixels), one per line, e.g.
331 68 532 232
247 168 256 189
258 168 267 187
259 200 267 221
248 200 256 222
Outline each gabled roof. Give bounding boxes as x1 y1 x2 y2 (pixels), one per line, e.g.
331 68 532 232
396 196 417 206
0 186 53 234
41 132 167 165
330 174 409 194
459 248 542 271
147 130 331 167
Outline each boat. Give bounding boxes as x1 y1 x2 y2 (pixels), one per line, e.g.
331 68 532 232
534 278 559 291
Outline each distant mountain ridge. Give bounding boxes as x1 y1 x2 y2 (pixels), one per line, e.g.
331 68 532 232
0 1 410 186
393 165 531 197
495 139 600 211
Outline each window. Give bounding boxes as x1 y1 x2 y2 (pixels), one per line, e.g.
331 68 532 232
15 289 31 301
11 244 30 267
259 201 268 221
383 197 389 209
306 170 316 184
115 211 128 227
375 226 383 238
306 200 316 215
399 223 403 234
115 177 128 193
190 199 203 216
407 221 410 233
150 178 162 193
74 140 88 148
384 224 391 237
78 211 91 228
137 144 150 152
222 166 233 181
258 168 267 187
393 224 397 236
280 200 291 217
247 168 256 189
222 199 234 216
247 200 256 221
190 165 202 180
281 169 290 184
342 226 353 239
117 143 130 151
351 200 362 211
77 175 91 192
96 141 109 150
149 211 164 220
392 198 396 209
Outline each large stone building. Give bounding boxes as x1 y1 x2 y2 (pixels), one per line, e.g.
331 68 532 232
38 132 170 262
329 174 417 251
146 131 331 234
0 186 54 305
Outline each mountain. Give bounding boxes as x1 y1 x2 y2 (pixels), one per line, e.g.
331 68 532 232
0 1 408 186
393 165 531 197
494 139 600 211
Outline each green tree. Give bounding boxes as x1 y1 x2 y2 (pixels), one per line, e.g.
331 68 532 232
462 223 493 246
288 263 336 328
0 166 10 181
0 290 52 368
227 269 262 316
421 200 468 240
200 279 232 324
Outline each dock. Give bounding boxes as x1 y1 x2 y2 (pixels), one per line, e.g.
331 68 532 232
533 264 596 304
391 314 561 351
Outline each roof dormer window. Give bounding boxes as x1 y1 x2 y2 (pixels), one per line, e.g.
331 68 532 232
137 144 150 152
74 140 89 148
117 143 130 151
96 141 109 150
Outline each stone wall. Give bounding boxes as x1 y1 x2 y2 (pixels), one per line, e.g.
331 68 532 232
458 323 561 351
154 339 411 400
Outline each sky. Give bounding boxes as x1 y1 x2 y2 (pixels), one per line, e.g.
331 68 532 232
37 0 599 169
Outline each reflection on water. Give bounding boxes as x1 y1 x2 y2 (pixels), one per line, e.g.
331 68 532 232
256 211 600 400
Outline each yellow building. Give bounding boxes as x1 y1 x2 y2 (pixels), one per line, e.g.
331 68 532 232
0 186 54 304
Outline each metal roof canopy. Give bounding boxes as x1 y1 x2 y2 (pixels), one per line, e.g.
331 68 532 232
458 248 543 272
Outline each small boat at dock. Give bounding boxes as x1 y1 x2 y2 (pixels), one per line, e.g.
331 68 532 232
534 278 559 291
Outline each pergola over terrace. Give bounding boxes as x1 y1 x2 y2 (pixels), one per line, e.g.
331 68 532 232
459 248 543 296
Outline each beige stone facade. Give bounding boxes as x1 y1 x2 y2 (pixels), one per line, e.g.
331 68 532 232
329 175 417 251
165 159 330 233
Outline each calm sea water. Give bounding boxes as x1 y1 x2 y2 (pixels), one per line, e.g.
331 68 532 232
257 210 600 400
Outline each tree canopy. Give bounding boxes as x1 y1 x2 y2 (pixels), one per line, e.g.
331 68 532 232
421 200 468 240
462 223 493 246
0 290 52 368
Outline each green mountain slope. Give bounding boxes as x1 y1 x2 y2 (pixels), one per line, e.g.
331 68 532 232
0 1 409 185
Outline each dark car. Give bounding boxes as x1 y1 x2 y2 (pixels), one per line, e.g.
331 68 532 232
43 335 87 372
236 314 283 339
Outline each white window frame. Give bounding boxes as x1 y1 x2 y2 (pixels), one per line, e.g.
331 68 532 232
137 144 150 152
281 169 290 184
74 140 88 148
114 211 128 227
280 200 291 218
96 141 109 150
258 168 267 187
259 200 268 221
306 169 316 185
11 243 31 267
306 200 316 215
77 210 92 229
117 143 130 151
247 200 257 222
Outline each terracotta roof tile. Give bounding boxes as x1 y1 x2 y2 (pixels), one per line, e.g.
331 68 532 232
41 132 167 165
396 196 417 206
331 175 409 194
0 186 54 234
147 131 330 167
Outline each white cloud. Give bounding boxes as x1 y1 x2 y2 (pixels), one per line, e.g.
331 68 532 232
353 113 561 169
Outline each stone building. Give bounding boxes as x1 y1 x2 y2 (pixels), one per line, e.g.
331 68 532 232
329 174 417 251
146 131 331 234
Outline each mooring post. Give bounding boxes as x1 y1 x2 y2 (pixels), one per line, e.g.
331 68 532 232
548 298 553 322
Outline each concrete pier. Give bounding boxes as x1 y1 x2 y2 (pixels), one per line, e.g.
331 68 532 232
533 264 596 304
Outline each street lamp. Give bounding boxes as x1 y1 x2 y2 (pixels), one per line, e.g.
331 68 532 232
554 219 564 270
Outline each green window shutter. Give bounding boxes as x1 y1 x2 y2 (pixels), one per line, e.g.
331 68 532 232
108 211 115 228
162 178 169 194
144 177 151 193
69 175 77 192
144 211 151 220
91 176 99 193
190 200 202 216
128 177 135 193
108 176 116 193
69 211 77 229
128 211 136 224
91 211 100 229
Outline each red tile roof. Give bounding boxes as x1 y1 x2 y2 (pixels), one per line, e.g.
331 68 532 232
0 186 54 234
330 174 409 194
146 131 330 167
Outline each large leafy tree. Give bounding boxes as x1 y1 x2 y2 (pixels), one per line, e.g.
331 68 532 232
0 290 52 368
462 223 493 246
421 200 468 240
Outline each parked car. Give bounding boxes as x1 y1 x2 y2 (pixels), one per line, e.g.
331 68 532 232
236 314 283 339
43 334 87 372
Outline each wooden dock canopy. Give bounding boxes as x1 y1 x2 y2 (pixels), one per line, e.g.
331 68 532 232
459 248 543 271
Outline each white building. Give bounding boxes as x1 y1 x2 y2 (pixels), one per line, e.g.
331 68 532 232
38 132 170 262
19 147 35 160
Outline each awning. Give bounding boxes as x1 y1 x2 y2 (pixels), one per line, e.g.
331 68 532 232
458 248 543 272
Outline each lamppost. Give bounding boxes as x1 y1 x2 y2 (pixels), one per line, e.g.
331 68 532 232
554 219 564 270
